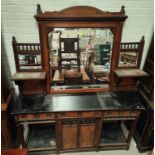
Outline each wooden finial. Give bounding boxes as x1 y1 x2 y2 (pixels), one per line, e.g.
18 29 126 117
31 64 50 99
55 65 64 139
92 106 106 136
120 5 125 14
37 4 42 15
141 36 145 43
12 36 16 43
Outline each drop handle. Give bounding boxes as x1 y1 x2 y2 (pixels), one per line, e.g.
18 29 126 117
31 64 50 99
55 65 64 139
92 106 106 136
47 113 53 117
34 114 40 118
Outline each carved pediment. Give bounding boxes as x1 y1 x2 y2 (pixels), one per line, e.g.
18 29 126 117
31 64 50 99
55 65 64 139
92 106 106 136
58 6 108 15
35 5 127 21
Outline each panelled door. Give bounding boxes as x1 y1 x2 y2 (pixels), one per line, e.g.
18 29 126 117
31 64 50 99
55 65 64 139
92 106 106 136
79 119 96 148
62 121 78 149
60 118 98 150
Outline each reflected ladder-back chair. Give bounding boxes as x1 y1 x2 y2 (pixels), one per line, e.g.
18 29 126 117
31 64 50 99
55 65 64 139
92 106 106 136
64 73 83 85
58 35 81 74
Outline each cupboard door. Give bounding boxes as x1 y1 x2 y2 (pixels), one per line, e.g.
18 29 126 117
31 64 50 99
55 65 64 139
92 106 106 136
79 124 96 147
61 118 98 150
62 120 78 149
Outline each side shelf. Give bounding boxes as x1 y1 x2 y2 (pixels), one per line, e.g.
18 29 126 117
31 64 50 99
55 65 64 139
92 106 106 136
11 72 46 95
114 69 149 90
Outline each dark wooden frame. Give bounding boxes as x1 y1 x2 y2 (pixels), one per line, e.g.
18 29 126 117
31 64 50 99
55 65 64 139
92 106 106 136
118 36 145 69
34 4 128 94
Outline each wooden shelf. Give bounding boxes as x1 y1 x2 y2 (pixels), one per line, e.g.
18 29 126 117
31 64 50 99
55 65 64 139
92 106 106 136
28 124 56 151
100 122 126 145
11 72 46 81
114 69 149 78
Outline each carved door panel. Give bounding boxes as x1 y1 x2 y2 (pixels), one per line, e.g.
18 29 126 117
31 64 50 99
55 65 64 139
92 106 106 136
61 120 78 149
62 125 78 149
61 118 97 150
79 124 96 147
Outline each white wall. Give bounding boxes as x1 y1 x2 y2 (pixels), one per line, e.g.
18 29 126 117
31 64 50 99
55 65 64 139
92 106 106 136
2 0 154 77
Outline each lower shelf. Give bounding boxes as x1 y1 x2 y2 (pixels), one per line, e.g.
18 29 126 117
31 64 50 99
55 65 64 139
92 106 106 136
27 124 56 151
100 121 128 146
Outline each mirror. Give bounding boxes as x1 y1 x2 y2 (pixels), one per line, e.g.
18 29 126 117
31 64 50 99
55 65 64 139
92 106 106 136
118 40 144 68
48 28 114 90
18 54 42 70
118 51 139 67
12 38 43 71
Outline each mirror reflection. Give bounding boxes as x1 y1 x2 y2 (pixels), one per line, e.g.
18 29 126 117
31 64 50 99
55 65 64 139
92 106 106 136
118 52 139 67
48 28 114 89
18 54 42 70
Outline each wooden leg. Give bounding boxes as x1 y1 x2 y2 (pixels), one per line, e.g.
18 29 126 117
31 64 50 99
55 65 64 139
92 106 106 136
17 123 27 148
56 120 60 155
127 112 140 144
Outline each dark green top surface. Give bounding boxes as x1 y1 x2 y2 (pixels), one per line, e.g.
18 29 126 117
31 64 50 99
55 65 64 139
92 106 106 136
11 91 145 115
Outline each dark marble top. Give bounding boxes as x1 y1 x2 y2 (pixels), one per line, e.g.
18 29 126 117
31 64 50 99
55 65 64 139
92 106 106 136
11 91 145 115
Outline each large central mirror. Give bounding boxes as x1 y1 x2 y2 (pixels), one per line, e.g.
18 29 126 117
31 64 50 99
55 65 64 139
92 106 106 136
34 5 128 93
48 28 114 90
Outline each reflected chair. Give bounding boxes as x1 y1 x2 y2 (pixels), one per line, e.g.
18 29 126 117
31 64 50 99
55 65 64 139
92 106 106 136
58 35 81 74
64 71 83 85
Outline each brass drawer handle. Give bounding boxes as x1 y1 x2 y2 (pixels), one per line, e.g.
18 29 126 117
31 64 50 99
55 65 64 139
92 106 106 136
34 114 40 118
95 112 99 116
78 112 82 117
107 112 112 115
60 113 65 117
118 111 124 115
130 111 136 115
21 115 27 118
47 113 53 117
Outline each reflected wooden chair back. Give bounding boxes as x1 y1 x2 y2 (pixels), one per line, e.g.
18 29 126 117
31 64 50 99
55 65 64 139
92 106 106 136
58 35 81 74
64 72 83 85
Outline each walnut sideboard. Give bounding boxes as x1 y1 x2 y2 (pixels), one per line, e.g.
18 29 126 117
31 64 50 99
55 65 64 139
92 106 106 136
11 91 145 154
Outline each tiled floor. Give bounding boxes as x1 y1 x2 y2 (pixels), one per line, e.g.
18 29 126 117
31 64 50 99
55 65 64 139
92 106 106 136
57 139 151 155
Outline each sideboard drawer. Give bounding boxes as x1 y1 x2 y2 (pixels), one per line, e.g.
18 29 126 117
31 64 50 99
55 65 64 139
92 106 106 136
102 111 138 118
58 111 101 118
58 112 78 118
15 113 55 122
80 111 101 117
